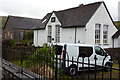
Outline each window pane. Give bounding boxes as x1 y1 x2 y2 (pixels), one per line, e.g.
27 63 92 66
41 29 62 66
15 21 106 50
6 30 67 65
51 17 55 22
103 25 108 44
79 47 93 57
95 46 104 56
95 24 101 44
47 36 51 43
55 25 60 42
48 25 52 43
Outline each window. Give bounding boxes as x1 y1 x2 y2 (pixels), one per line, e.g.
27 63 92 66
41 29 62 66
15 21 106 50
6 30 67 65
95 46 106 56
5 32 7 39
8 31 10 37
20 31 23 39
55 25 60 42
103 25 108 44
95 24 101 44
51 17 55 22
10 32 12 39
47 25 52 43
79 47 93 57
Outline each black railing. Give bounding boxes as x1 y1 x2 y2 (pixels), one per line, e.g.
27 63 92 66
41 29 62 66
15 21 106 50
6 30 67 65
2 46 120 80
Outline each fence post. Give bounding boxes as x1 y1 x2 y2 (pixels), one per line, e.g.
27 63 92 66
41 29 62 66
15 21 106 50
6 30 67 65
110 57 113 80
118 60 120 80
94 55 97 80
55 54 58 80
72 57 74 80
88 57 90 80
102 56 106 80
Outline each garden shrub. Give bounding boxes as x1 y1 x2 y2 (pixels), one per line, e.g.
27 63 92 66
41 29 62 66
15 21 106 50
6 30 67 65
25 43 56 68
2 39 15 47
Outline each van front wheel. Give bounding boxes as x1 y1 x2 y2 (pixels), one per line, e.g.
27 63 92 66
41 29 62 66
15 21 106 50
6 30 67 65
69 65 77 76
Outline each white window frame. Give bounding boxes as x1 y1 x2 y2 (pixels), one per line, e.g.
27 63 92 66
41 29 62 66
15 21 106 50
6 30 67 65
103 25 108 44
47 25 52 43
51 17 55 22
55 25 60 42
95 24 101 44
20 31 23 39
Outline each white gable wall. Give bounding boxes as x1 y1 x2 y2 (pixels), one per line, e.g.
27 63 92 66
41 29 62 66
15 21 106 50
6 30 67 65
34 13 61 46
46 12 61 43
86 3 118 48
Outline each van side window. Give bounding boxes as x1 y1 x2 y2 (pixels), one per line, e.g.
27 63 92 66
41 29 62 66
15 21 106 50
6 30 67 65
95 46 104 56
79 47 93 57
55 45 63 55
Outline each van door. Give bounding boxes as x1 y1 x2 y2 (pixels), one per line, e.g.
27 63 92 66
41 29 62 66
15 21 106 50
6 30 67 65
94 46 106 66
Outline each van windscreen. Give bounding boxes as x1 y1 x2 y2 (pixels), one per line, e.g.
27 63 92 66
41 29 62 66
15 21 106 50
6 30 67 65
55 45 63 55
79 47 93 57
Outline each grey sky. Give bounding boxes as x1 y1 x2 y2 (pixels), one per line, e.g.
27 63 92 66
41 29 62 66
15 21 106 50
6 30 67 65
0 0 119 21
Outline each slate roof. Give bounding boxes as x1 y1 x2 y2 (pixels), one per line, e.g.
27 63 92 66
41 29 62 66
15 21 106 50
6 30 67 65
35 1 102 29
112 30 120 38
4 16 41 30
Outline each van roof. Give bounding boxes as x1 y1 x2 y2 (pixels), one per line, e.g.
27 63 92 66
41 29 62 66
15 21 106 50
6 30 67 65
53 43 99 47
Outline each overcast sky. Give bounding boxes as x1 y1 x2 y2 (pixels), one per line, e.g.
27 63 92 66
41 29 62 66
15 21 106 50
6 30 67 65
0 0 119 21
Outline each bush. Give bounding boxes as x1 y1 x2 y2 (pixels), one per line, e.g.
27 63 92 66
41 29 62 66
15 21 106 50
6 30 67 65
2 39 15 47
25 43 56 68
9 39 15 47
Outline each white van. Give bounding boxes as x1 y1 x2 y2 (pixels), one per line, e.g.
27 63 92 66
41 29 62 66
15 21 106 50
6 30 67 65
54 43 113 76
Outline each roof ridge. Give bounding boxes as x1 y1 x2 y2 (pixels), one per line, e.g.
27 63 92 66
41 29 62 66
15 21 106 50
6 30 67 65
8 15 41 20
54 1 103 13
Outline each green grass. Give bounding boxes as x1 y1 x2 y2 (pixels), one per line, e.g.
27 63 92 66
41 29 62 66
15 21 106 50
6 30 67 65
10 60 28 68
113 63 119 68
114 21 120 30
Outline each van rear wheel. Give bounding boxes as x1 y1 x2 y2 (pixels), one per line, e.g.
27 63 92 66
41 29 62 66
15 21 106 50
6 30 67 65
69 65 77 76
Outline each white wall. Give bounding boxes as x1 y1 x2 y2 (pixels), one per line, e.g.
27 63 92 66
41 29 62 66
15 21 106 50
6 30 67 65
114 36 120 48
118 36 120 47
86 3 118 48
38 29 47 46
114 38 118 47
34 30 38 46
61 27 86 44
76 27 86 44
61 28 75 43
34 30 47 47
